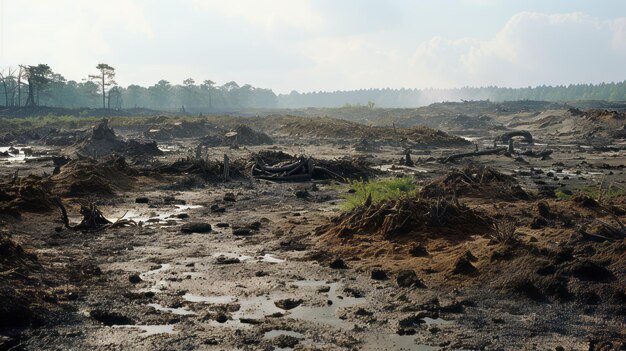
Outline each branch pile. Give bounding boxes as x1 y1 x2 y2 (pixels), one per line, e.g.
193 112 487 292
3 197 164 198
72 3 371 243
250 152 377 182
420 164 531 201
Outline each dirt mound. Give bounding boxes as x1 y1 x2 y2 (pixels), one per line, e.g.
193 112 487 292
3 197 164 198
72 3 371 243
69 119 164 158
0 130 40 146
51 156 137 197
144 120 219 140
274 116 469 147
41 129 88 146
420 164 531 201
0 175 56 217
201 125 274 147
122 140 163 156
585 109 626 122
0 231 52 331
320 195 485 241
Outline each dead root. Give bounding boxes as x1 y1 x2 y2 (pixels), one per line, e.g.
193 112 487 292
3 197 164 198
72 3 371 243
55 198 136 232
322 194 485 240
420 164 530 201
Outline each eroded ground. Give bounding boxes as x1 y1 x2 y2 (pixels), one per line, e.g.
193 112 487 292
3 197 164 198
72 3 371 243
0 102 624 350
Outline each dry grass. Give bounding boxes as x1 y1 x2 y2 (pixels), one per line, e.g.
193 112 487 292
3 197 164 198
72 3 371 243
490 218 519 244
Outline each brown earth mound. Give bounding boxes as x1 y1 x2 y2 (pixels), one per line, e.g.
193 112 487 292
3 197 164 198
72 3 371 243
0 231 53 332
144 120 216 140
201 125 274 147
51 156 137 197
320 195 486 241
315 176 625 307
69 119 163 157
0 175 55 217
274 116 470 147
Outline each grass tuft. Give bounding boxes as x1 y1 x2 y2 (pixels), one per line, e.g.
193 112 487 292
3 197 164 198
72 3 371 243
341 177 418 211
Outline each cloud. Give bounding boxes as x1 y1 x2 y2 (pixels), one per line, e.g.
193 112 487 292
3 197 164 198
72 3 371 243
188 0 324 32
410 12 626 87
1 0 153 80
277 11 626 92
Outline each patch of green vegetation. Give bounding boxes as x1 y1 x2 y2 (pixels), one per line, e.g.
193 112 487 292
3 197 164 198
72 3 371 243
341 177 418 211
557 184 625 202
555 189 573 200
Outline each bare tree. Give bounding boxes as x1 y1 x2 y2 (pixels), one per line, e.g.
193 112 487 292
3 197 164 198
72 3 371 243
89 63 116 109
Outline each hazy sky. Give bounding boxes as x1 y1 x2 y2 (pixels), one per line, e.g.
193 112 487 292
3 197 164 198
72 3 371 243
1 0 626 93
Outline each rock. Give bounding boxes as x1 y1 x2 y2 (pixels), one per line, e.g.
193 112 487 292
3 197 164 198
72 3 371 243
232 228 252 236
295 189 310 198
274 298 303 310
180 222 212 234
396 270 426 288
210 204 226 213
176 213 189 219
249 221 262 230
215 222 230 228
223 193 236 202
371 269 388 280
135 197 149 204
128 274 142 284
329 258 348 269
398 315 426 328
215 313 228 323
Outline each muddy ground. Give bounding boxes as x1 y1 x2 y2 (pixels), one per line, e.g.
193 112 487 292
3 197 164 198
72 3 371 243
0 103 624 350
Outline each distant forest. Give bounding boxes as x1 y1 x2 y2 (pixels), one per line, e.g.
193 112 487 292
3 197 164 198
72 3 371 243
1 64 625 111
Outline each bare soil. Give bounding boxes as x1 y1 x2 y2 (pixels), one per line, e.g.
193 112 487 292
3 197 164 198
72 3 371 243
0 103 624 350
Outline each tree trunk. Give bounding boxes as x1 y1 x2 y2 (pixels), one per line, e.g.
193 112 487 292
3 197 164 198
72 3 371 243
17 74 21 107
101 71 106 109
25 77 35 107
1 79 7 107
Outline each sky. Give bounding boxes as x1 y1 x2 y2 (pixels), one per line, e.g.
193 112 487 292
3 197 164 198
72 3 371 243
1 0 626 94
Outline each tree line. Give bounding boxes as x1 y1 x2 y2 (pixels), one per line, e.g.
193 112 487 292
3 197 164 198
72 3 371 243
0 64 277 111
1 63 625 111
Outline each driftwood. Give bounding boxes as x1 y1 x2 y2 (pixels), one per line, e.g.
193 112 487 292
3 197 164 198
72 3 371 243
441 147 507 163
251 154 346 182
498 130 533 144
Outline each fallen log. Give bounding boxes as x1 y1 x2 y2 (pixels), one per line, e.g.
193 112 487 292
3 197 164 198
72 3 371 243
253 155 304 173
440 147 507 163
520 149 553 158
